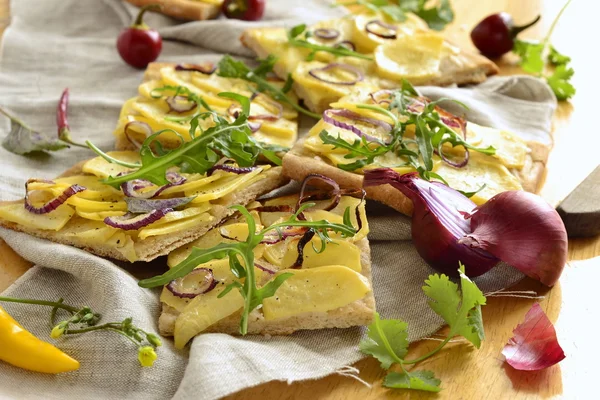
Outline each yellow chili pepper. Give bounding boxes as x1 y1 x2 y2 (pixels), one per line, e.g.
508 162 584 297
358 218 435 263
0 305 80 374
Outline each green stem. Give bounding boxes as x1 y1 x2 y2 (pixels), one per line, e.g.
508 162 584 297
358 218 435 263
86 140 141 168
0 296 80 313
247 73 321 119
262 219 356 238
539 0 573 71
238 250 254 335
0 106 33 130
50 298 66 326
289 39 374 61
401 336 452 365
133 4 161 27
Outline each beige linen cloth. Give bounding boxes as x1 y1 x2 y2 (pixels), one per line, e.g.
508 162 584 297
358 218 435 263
0 1 556 399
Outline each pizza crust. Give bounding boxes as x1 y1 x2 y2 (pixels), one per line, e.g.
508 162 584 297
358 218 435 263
125 0 220 21
0 163 288 262
158 237 375 336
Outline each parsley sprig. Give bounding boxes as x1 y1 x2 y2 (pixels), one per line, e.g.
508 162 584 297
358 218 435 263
287 24 373 61
87 92 282 187
513 0 574 100
319 80 495 181
360 264 486 392
217 55 321 119
337 0 454 31
138 202 357 334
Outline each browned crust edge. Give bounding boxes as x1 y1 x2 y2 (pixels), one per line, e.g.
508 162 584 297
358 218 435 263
125 0 221 21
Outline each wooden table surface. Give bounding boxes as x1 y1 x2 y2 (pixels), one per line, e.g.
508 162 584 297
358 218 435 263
1 0 599 399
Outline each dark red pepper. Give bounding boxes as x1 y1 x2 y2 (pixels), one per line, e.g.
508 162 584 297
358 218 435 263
222 0 265 21
471 13 540 58
56 88 86 148
117 5 163 69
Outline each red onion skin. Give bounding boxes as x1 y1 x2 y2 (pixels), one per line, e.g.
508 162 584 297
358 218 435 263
460 191 568 286
363 169 499 277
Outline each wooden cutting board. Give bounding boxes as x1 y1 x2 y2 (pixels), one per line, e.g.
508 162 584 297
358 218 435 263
1 1 600 399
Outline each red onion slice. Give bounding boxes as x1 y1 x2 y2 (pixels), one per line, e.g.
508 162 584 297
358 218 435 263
254 261 276 274
124 121 153 150
308 63 364 86
166 268 217 299
24 179 85 215
297 173 341 212
120 172 186 199
322 109 392 144
249 94 284 122
166 96 196 113
252 205 295 213
260 226 310 244
104 208 172 231
365 20 397 39
290 229 316 269
314 28 340 40
207 164 258 176
369 89 394 105
175 63 216 75
335 41 356 51
125 196 196 213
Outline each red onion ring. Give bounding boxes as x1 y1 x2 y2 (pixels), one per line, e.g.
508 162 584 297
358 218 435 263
365 20 397 39
124 121 153 150
254 261 276 274
260 226 310 244
120 172 186 199
252 205 295 213
297 173 341 212
166 268 217 299
166 96 196 113
249 93 283 122
175 63 216 75
125 195 196 213
308 63 364 86
335 41 356 51
104 208 172 231
314 28 340 40
322 109 392 144
248 121 262 132
290 229 316 269
369 89 394 105
207 164 258 176
24 179 85 215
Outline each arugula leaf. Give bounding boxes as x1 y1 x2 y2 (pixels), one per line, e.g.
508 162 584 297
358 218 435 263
547 64 576 101
217 55 321 119
359 312 408 369
340 0 454 30
548 46 571 65
383 370 441 392
0 107 69 155
287 24 373 61
422 263 486 348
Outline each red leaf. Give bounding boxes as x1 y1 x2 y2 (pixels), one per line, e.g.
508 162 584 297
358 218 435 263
502 303 565 371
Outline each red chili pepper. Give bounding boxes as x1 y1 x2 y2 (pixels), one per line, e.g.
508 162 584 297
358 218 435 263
57 88 70 139
56 88 86 148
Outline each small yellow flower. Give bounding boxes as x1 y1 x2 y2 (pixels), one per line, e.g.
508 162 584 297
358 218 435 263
137 346 158 367
50 323 66 339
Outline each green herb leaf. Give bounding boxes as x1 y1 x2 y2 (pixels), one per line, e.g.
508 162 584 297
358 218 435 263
287 24 373 61
383 370 441 392
248 272 294 311
422 263 486 348
513 39 545 74
546 64 576 101
217 55 321 119
359 312 408 369
0 107 69 155
548 46 571 65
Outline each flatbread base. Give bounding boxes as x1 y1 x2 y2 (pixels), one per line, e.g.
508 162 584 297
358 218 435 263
0 163 288 262
125 0 220 21
158 237 375 336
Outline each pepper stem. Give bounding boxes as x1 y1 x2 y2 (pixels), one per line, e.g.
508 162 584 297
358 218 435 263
511 15 541 37
133 4 162 27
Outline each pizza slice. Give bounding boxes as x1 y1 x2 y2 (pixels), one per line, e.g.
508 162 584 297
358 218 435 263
151 183 374 348
126 0 222 21
114 62 299 152
281 83 548 216
241 11 498 114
